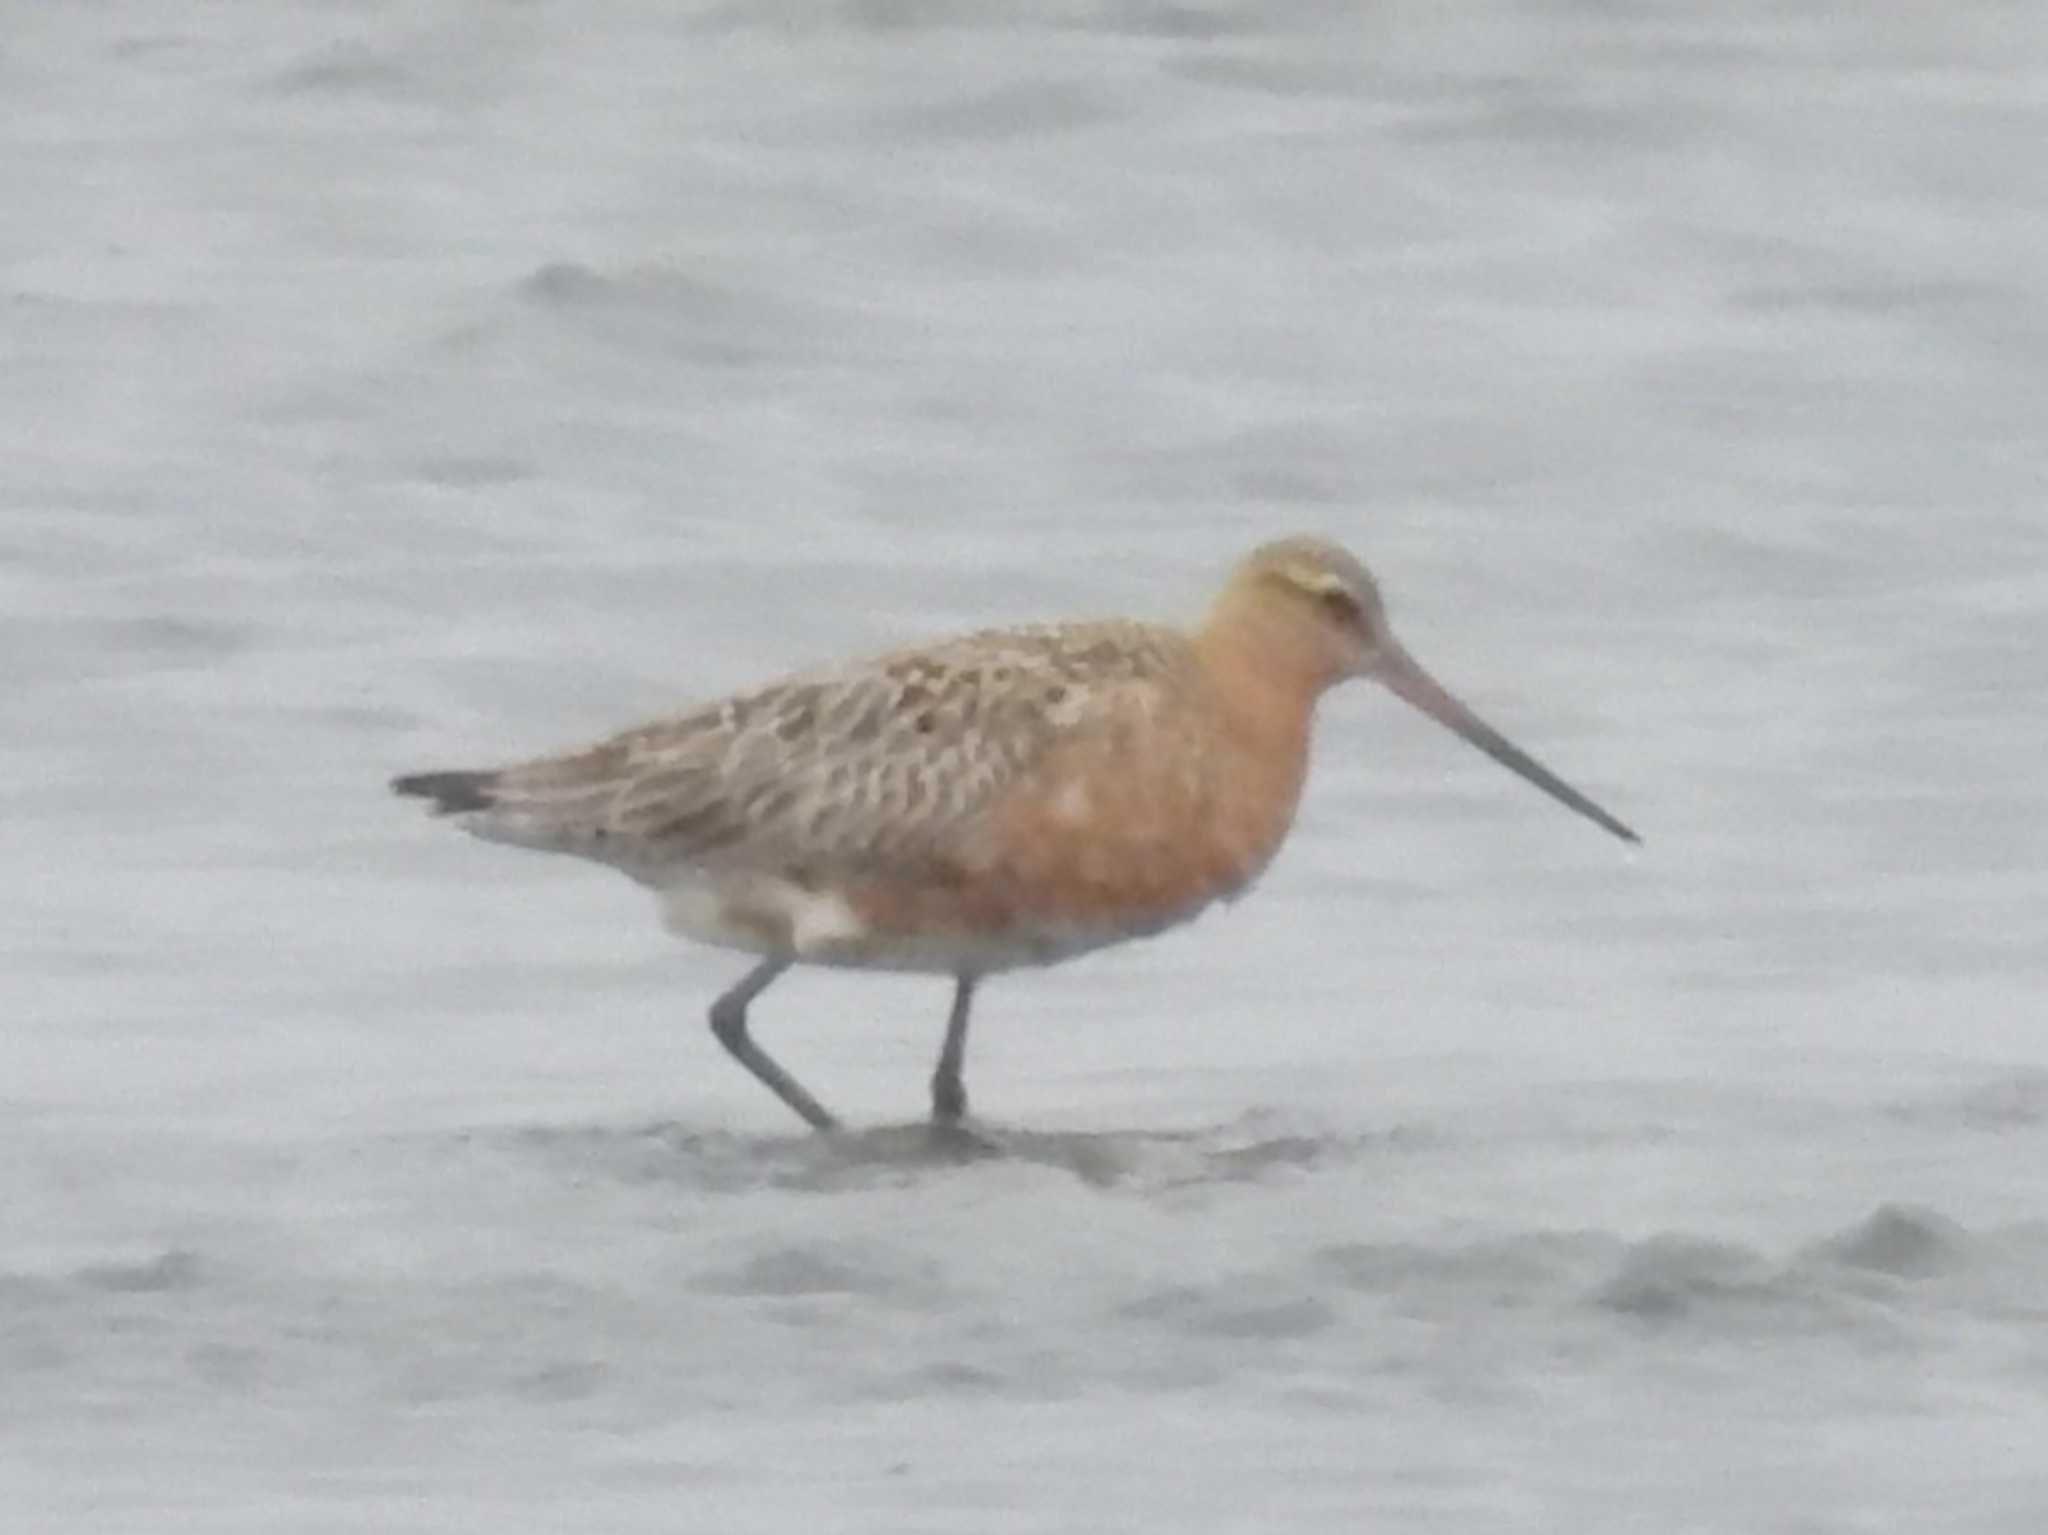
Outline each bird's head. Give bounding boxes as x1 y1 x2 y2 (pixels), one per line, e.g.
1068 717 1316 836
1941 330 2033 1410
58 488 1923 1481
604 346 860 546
1212 534 1639 844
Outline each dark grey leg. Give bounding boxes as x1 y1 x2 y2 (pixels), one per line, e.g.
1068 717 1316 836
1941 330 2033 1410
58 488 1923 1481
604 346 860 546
708 957 840 1132
930 975 977 1125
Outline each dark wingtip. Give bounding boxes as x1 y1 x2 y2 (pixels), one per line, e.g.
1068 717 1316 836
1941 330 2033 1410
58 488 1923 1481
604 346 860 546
391 770 499 815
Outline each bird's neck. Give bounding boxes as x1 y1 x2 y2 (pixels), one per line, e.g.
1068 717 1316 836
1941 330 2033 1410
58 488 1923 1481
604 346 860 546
1184 597 1326 893
1191 588 1343 730
1189 596 1329 789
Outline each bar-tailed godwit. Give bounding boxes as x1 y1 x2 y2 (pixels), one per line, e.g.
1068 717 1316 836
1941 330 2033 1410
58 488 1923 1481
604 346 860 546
395 535 1636 1131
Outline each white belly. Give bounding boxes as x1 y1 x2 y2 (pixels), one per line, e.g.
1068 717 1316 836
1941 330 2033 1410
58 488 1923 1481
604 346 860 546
652 871 1170 976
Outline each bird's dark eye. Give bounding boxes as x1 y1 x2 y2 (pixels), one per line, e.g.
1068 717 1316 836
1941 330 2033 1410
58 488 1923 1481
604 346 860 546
1317 587 1363 624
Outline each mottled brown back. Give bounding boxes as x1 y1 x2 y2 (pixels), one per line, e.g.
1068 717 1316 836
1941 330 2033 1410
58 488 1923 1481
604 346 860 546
443 620 1200 882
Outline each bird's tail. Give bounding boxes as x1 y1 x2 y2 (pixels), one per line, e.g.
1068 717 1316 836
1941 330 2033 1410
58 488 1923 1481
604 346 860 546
391 769 502 816
391 757 632 864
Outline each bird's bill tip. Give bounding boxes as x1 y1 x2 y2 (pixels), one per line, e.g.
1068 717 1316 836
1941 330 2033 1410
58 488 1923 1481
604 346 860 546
1374 645 1640 845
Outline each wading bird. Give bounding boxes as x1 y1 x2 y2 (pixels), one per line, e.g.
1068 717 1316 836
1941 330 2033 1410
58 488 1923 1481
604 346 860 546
394 535 1636 1131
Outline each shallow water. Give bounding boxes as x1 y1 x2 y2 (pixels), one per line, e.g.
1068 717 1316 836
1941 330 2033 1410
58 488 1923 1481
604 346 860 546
8 1 2048 1529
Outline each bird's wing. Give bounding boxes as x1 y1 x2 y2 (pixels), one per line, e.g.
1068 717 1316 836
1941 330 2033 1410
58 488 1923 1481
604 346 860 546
441 621 1192 879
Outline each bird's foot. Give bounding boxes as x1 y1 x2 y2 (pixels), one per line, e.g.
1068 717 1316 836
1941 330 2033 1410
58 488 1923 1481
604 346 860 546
925 1118 1003 1160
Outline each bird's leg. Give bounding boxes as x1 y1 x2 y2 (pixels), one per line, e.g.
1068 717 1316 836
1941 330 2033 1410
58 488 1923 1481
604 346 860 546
930 975 977 1125
708 957 840 1132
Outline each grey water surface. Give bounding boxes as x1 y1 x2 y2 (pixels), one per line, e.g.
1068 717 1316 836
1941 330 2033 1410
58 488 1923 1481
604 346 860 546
7 3 2048 1530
